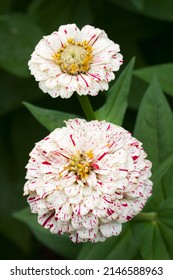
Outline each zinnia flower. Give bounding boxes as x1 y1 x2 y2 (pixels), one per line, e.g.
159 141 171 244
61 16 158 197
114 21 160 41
24 119 152 243
28 24 123 98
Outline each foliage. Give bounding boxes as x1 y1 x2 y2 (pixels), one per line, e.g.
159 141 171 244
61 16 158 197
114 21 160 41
1 0 173 260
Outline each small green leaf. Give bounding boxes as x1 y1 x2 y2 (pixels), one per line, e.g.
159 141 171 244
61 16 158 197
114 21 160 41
24 102 80 131
77 224 138 260
14 207 82 259
0 14 43 77
134 64 173 97
96 57 135 126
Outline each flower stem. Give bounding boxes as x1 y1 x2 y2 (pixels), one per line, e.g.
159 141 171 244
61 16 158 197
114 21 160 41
77 95 96 121
133 212 157 222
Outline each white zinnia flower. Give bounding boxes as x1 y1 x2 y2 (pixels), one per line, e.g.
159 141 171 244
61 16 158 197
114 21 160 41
28 24 123 98
24 119 152 243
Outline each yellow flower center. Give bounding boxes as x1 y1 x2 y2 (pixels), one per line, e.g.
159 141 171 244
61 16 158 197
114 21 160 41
68 150 94 180
52 38 93 75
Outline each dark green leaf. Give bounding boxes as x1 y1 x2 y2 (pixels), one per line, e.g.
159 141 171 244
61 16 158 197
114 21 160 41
24 102 80 131
134 78 173 171
140 0 173 21
0 70 43 117
161 165 173 199
151 152 173 187
0 13 43 77
134 64 173 97
109 0 138 13
158 199 173 259
0 0 11 13
132 199 173 259
157 222 173 259
14 207 82 259
0 213 31 255
77 224 138 260
158 199 173 229
96 57 135 126
158 198 173 259
0 138 31 254
128 77 147 111
28 0 93 33
134 78 173 203
111 0 173 21
132 221 170 259
130 0 144 10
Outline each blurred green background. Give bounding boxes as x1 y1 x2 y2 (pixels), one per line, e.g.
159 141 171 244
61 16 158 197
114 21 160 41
1 0 173 259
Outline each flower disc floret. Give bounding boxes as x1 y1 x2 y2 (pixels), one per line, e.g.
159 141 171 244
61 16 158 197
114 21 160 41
52 39 93 75
67 150 94 180
24 119 152 243
28 24 123 98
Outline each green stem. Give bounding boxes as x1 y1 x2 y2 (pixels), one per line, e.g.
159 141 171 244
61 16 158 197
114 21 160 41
77 95 96 121
133 212 157 222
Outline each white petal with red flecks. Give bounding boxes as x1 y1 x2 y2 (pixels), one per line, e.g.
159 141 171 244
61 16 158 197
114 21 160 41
100 221 122 237
55 203 72 222
28 24 123 98
24 119 152 243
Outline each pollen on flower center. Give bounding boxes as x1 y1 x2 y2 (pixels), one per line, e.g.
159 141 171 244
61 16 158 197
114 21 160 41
52 38 93 75
68 150 94 180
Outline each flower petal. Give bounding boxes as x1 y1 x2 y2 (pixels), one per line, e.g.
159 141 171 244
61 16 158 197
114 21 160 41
100 221 122 237
24 118 152 243
28 24 123 98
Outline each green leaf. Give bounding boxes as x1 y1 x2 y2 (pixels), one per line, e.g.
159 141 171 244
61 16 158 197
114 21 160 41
28 0 93 33
0 0 11 13
96 57 135 126
158 199 173 229
0 213 31 255
133 64 173 97
134 78 173 203
0 70 43 117
157 222 173 259
0 13 43 77
134 78 173 171
132 221 170 260
109 0 138 12
111 0 173 21
132 199 173 259
77 224 138 260
14 207 82 259
140 0 173 21
24 102 80 131
128 77 147 111
0 137 31 254
151 152 173 187
130 0 144 10
158 199 173 259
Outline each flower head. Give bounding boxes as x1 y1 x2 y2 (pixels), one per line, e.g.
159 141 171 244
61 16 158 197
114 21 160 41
24 119 152 243
28 24 123 98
